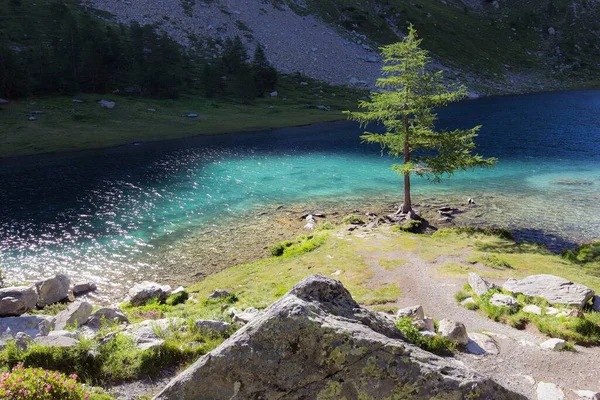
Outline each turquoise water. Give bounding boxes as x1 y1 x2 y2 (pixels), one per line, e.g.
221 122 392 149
1 90 600 288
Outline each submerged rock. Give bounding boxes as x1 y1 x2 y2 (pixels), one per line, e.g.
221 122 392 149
503 274 594 309
155 275 523 400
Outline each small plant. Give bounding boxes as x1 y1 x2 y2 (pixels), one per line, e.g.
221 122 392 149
341 214 365 225
166 290 189 306
395 317 456 355
562 241 600 264
393 219 422 233
0 363 113 399
454 290 470 303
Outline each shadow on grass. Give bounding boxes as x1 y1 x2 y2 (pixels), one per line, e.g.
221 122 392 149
475 228 578 256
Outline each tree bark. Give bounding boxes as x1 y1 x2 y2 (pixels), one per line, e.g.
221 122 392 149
402 114 412 214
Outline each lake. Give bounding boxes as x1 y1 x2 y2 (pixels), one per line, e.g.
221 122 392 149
1 90 599 295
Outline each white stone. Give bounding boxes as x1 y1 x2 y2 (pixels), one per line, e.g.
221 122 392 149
546 307 560 315
489 293 519 308
461 297 476 306
396 305 424 321
540 338 566 351
99 99 115 109
537 382 565 400
468 273 495 296
269 91 278 97
573 390 600 400
438 319 469 345
523 304 542 315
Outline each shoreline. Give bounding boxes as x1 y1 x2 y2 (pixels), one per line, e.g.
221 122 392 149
2 87 600 160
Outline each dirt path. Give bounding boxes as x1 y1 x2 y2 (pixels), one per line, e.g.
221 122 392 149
359 231 600 400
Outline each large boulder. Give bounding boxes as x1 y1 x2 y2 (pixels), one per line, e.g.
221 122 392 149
128 281 172 306
0 315 53 339
0 286 38 316
502 274 594 309
468 273 496 296
53 301 93 330
85 307 129 329
36 274 71 307
437 319 470 345
154 275 524 400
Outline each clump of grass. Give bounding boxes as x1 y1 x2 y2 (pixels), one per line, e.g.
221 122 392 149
341 214 365 225
393 219 422 233
202 293 238 307
454 290 471 303
395 317 456 355
269 233 327 258
434 227 514 240
562 241 600 264
467 253 513 270
166 290 189 306
27 302 70 316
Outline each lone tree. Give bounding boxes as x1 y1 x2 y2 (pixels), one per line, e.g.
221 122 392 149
345 26 496 216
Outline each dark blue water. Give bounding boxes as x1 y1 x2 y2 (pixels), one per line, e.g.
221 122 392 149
1 90 599 288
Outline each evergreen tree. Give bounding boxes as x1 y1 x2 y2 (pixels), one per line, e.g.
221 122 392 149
345 26 496 215
0 39 29 98
251 43 277 96
221 36 247 75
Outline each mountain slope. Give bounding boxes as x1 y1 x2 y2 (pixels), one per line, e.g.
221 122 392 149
88 0 600 94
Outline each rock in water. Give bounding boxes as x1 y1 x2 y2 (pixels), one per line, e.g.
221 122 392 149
503 274 594 309
468 273 496 296
155 275 524 400
0 286 39 316
36 274 71 307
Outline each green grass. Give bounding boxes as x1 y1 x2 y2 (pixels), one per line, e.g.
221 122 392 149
0 75 364 158
395 317 456 355
269 232 328 258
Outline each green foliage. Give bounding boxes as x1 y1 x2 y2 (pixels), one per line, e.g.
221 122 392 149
341 214 365 225
0 363 113 399
393 219 422 233
395 317 456 355
454 290 470 302
534 315 600 344
166 290 189 306
201 293 238 307
252 44 278 97
434 227 514 241
345 26 495 212
562 242 600 264
269 233 327 258
468 253 513 270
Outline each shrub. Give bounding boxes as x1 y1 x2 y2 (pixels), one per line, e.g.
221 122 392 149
166 290 189 306
395 317 456 355
269 234 327 258
393 219 422 233
341 214 365 225
0 363 113 399
562 241 600 264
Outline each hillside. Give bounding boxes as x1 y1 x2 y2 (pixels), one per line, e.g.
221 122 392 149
87 0 600 94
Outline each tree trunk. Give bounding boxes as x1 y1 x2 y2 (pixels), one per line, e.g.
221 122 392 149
401 114 412 214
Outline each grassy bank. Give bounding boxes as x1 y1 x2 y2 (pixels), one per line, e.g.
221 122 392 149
0 76 364 158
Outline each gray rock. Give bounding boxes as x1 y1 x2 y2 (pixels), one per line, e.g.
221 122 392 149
72 99 84 103
232 307 260 324
86 307 129 329
537 382 565 400
0 98 8 104
412 317 434 332
125 318 185 350
523 304 542 315
0 286 38 316
28 116 37 121
503 274 594 309
269 91 278 97
540 338 566 351
208 289 230 300
194 320 231 334
155 275 523 400
72 282 97 296
573 390 600 400
36 274 71 307
128 281 172 306
438 319 469 345
592 295 600 312
186 113 198 118
48 330 79 339
548 27 556 35
490 293 519 308
15 332 33 351
0 315 53 339
468 273 496 296
34 335 79 348
99 99 115 109
53 301 93 330
396 305 424 320
466 333 499 355
461 297 476 306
